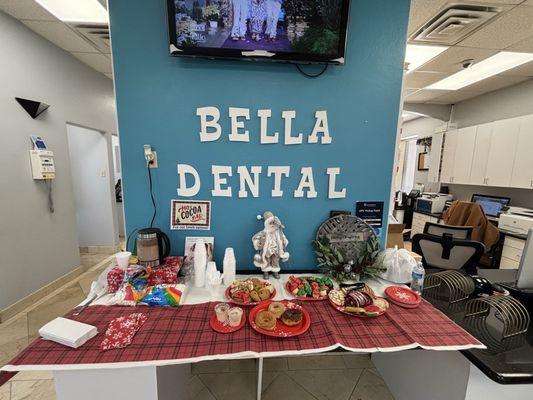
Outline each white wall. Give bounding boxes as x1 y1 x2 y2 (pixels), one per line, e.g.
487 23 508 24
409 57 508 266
0 11 116 309
67 125 119 247
452 79 533 129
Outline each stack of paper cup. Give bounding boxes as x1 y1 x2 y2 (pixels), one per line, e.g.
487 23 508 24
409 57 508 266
223 248 236 286
194 239 207 288
115 251 131 269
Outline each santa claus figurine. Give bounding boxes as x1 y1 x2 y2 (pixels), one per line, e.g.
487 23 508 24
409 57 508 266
252 211 289 279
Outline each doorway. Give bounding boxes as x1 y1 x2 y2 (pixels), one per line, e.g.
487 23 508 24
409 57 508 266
66 124 119 248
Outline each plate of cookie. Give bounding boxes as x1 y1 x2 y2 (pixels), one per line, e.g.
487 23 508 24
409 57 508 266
328 284 389 318
249 300 311 338
285 275 335 301
225 278 276 306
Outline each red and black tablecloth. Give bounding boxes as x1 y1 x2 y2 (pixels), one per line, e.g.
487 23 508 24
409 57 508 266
2 300 483 371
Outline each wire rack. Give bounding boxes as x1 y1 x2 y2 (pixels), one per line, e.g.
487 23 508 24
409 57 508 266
464 295 530 339
424 270 475 304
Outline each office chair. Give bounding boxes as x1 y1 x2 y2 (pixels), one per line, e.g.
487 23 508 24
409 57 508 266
412 233 485 275
423 222 473 240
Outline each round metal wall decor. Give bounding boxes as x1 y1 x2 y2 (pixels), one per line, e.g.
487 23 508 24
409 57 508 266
315 215 378 261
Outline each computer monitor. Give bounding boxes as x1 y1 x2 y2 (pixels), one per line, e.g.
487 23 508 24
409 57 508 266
517 229 533 289
471 194 511 217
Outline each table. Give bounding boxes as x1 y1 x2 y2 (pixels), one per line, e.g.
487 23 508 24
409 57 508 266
1 274 484 400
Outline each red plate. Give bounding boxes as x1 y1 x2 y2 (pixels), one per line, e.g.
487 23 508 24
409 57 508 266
385 286 421 307
284 281 330 301
249 300 311 338
225 285 276 307
328 296 387 318
210 313 246 334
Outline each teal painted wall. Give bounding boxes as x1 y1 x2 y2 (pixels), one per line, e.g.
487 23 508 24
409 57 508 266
109 0 410 270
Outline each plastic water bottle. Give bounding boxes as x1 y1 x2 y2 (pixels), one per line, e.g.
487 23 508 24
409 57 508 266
411 262 425 294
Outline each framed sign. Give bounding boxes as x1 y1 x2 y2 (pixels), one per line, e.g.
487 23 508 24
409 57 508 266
171 200 211 230
418 152 429 171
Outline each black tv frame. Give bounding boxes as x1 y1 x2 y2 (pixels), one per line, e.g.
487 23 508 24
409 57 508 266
166 0 350 65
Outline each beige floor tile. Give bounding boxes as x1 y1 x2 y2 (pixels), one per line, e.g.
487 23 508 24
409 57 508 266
264 357 288 371
287 354 345 370
288 369 363 400
0 382 10 400
77 270 102 296
9 371 53 381
349 369 394 400
193 387 217 400
262 372 316 400
192 360 231 374
80 253 110 268
0 314 29 367
343 354 374 369
27 284 86 340
10 379 56 400
230 359 257 372
199 371 277 400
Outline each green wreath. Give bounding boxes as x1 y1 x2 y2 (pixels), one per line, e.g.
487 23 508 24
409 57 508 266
312 235 386 282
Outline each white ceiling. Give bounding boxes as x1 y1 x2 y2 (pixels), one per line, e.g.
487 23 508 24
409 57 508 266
0 0 112 79
406 0 533 105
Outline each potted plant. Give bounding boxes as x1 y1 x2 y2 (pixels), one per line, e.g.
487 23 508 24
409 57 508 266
202 5 220 28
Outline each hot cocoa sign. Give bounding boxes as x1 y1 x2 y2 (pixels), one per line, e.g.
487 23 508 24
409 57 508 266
171 200 211 230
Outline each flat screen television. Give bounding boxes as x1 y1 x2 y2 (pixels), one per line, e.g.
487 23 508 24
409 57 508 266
167 0 350 64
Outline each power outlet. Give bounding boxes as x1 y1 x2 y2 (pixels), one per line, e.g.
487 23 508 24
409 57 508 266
148 151 158 168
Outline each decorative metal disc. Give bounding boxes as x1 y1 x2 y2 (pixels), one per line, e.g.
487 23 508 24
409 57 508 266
315 215 378 261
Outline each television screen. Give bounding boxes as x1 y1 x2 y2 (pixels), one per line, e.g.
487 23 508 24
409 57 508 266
167 0 350 64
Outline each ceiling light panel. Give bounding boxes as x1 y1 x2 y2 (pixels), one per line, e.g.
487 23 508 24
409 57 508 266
427 52 533 91
405 44 448 73
35 0 108 24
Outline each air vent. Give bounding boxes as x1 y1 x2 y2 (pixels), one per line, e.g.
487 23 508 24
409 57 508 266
410 3 503 45
71 23 110 53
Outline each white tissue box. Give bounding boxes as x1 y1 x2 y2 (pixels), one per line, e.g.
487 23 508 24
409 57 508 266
39 317 98 348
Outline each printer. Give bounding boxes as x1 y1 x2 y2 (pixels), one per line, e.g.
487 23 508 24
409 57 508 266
415 193 453 214
499 207 533 236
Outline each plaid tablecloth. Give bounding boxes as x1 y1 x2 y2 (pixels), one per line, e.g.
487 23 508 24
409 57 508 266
1 300 483 372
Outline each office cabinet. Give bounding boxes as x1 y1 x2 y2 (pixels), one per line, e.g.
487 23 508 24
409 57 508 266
428 132 443 183
440 129 457 184
411 212 440 239
484 118 521 187
510 115 533 189
452 127 477 184
436 115 533 190
500 236 525 270
469 123 493 185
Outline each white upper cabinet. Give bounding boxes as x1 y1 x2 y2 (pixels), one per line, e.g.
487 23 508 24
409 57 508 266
484 117 521 187
511 115 533 189
469 123 493 186
428 132 443 183
452 127 477 184
440 129 457 184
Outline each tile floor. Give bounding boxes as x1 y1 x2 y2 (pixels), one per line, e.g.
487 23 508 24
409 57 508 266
0 251 395 400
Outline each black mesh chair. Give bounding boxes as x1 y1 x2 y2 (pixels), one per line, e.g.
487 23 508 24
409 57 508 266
412 233 485 275
423 222 473 240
